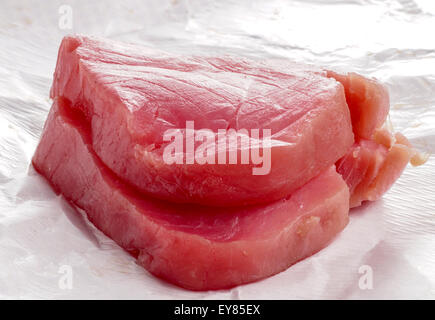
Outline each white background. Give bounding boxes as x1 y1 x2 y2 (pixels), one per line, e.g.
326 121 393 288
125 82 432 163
0 0 434 299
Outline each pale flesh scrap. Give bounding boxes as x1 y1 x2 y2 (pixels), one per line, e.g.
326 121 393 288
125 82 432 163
337 130 412 208
330 71 417 207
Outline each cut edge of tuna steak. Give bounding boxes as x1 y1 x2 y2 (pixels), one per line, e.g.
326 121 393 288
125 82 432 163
32 97 350 290
50 35 354 206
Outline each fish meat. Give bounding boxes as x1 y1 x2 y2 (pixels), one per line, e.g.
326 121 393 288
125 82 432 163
32 97 349 290
31 36 417 290
328 71 413 207
50 35 354 206
337 130 412 208
327 71 390 140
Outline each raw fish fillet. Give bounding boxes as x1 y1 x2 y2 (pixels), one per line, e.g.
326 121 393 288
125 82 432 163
51 35 354 206
33 36 417 290
32 97 350 290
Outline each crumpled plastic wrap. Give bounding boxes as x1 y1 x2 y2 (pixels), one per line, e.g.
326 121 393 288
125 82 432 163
0 0 434 299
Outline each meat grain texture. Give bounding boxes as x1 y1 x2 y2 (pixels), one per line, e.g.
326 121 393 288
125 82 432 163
33 97 349 290
51 36 354 206
32 36 415 290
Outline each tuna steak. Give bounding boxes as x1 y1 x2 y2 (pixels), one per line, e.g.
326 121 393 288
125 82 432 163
32 97 349 290
50 35 354 206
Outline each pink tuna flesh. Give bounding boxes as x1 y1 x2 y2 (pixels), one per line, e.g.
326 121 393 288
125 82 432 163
327 71 390 140
50 35 354 206
32 97 350 290
328 71 412 207
337 136 411 208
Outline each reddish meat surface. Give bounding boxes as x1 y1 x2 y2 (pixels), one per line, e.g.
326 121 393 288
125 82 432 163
32 97 350 290
337 136 412 208
31 36 417 291
50 35 354 206
327 71 390 140
328 71 411 207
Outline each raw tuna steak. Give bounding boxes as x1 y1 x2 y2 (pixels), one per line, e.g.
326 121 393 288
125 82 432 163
50 35 354 206
32 97 350 290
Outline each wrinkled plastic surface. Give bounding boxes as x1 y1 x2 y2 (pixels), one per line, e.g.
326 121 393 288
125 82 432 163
0 0 434 299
